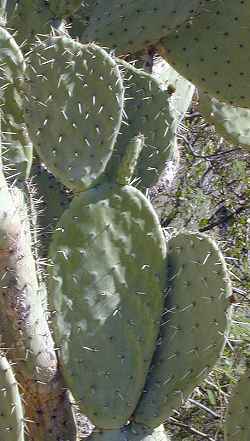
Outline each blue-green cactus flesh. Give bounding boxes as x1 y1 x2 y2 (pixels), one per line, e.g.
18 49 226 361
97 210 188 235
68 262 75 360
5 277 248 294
48 182 166 428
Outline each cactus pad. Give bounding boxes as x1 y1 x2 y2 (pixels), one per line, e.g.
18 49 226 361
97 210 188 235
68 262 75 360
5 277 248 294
224 369 250 441
88 423 169 441
24 36 124 191
199 92 250 149
107 60 176 190
0 26 32 180
81 1 203 54
159 0 250 108
153 60 195 124
134 232 232 428
48 182 166 428
0 355 24 441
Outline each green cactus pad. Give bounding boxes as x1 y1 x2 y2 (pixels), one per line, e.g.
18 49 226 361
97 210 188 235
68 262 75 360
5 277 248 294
134 232 232 428
106 60 176 190
88 423 169 441
159 0 250 108
48 182 166 428
199 92 250 149
0 355 24 441
81 1 203 54
225 369 250 441
153 60 195 123
48 0 81 17
24 36 124 191
116 135 144 186
0 26 32 180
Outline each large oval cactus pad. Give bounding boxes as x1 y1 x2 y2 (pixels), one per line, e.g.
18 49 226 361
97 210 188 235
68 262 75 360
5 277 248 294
159 0 250 108
24 36 124 191
0 355 24 441
49 183 166 428
81 1 204 54
134 232 232 428
225 369 250 441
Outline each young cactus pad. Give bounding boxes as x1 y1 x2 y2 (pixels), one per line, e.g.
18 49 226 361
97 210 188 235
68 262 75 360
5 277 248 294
81 0 204 54
48 182 166 428
23 36 124 191
134 232 232 428
159 0 250 108
0 355 24 441
224 369 250 441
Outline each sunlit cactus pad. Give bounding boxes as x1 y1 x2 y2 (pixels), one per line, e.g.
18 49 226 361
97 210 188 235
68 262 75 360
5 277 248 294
81 0 203 54
88 423 170 441
159 0 250 108
49 182 166 428
134 232 232 428
225 369 250 441
199 92 250 149
0 355 24 441
23 36 124 191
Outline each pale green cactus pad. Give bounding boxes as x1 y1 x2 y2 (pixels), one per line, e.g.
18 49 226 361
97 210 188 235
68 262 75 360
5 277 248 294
81 0 203 54
199 92 250 149
153 59 195 124
159 0 250 108
48 182 166 428
88 423 170 441
24 36 124 191
134 232 232 428
0 355 24 441
106 60 176 190
225 369 250 441
0 26 32 180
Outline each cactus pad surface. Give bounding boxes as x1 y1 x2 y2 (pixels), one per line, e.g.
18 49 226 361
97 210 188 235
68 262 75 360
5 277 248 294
0 355 24 441
199 92 250 149
159 0 250 108
134 232 232 427
81 1 203 54
88 423 169 441
225 369 250 441
107 60 176 190
49 182 166 428
24 36 124 191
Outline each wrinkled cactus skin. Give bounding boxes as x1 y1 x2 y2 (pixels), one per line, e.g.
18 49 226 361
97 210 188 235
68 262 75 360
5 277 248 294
0 1 247 440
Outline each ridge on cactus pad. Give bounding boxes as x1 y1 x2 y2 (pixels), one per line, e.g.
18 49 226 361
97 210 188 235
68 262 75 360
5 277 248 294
134 232 232 428
23 35 124 192
158 0 250 108
48 181 166 428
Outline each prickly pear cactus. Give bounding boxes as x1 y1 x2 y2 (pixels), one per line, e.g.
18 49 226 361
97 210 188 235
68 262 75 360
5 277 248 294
48 180 167 428
225 369 250 441
134 232 232 427
106 59 176 190
199 91 250 149
158 0 250 108
80 0 204 54
23 35 124 191
0 355 24 441
88 423 170 441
